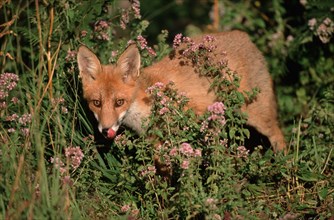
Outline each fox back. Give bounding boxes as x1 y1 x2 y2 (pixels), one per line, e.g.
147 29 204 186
77 30 286 152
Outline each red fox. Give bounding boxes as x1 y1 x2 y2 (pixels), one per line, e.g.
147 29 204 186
77 31 286 152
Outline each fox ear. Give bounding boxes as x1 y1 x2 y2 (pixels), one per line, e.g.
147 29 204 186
117 44 141 83
77 46 102 81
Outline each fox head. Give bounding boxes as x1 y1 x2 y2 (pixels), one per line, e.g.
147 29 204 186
77 44 142 139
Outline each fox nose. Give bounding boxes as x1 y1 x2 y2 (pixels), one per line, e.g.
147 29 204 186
102 128 116 139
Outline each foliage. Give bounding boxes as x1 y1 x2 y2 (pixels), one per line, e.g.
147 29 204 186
0 0 333 219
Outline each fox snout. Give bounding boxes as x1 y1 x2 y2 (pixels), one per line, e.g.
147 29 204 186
102 128 117 139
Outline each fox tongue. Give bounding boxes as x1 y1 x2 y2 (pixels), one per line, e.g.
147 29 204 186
107 128 116 139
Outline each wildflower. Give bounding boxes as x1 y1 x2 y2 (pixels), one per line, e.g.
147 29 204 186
0 101 6 109
146 82 165 94
65 146 84 169
18 114 32 126
62 175 73 186
80 30 88 37
194 149 202 157
308 18 317 30
35 184 41 198
205 198 218 210
6 113 19 121
120 9 129 30
65 50 77 62
169 147 178 156
11 97 18 104
159 107 169 115
208 102 226 115
286 35 294 45
316 17 334 43
94 20 109 31
146 46 156 56
204 35 216 43
130 0 141 19
61 106 68 114
300 0 307 6
181 160 190 169
179 143 194 156
237 145 249 158
136 35 156 56
99 32 110 41
0 73 19 104
111 50 118 58
212 214 222 220
173 33 183 49
50 156 66 174
121 204 131 213
7 128 15 133
130 209 140 217
21 128 30 137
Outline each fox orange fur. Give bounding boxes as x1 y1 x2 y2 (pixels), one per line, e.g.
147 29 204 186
77 30 286 152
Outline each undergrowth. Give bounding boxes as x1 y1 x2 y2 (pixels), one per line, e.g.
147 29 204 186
0 0 333 219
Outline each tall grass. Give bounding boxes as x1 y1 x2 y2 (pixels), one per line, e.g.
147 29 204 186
1 0 333 219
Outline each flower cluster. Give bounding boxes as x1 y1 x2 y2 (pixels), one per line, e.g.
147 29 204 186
50 156 66 174
236 145 249 158
120 0 141 30
146 82 169 115
136 35 156 56
51 97 68 114
172 34 228 78
131 0 141 19
65 50 77 62
50 146 84 174
146 81 188 116
308 17 334 43
201 102 226 132
140 165 156 177
169 143 202 170
93 20 110 41
173 33 217 57
120 204 139 218
49 146 84 185
0 72 19 109
5 113 32 136
65 146 84 169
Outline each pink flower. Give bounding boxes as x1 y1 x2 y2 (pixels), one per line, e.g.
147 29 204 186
169 147 178 156
208 102 226 115
181 160 190 169
21 128 30 137
18 113 32 126
159 107 169 115
137 35 147 49
136 35 156 56
62 175 73 186
173 33 183 49
65 146 84 169
179 143 194 156
50 156 66 175
203 35 216 43
111 50 118 58
237 146 249 158
120 10 129 30
121 204 131 213
7 128 15 133
131 0 141 19
308 18 317 30
65 50 77 62
194 149 202 157
80 30 88 37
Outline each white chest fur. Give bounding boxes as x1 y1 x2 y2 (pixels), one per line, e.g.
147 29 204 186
122 101 151 134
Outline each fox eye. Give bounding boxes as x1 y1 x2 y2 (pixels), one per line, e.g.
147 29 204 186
92 100 101 107
115 99 124 107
